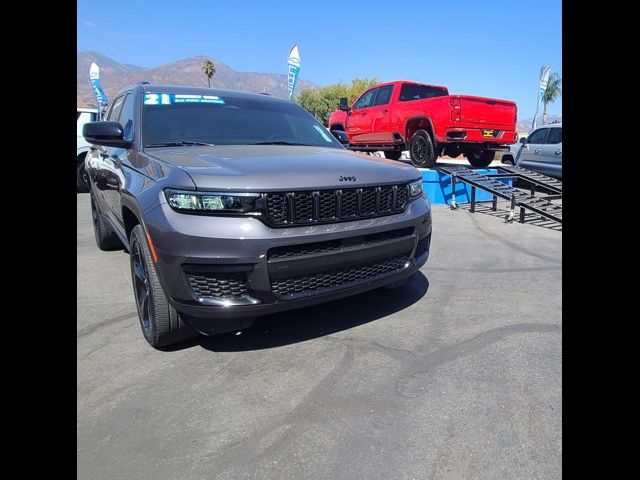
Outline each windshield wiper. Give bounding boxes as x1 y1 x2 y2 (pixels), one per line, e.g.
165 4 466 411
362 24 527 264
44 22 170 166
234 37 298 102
145 141 216 148
250 141 312 146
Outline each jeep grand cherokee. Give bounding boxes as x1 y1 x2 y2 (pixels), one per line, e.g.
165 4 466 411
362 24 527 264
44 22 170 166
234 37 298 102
83 84 432 348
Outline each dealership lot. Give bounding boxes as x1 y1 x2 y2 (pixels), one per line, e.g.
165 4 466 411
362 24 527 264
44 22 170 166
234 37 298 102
77 193 561 479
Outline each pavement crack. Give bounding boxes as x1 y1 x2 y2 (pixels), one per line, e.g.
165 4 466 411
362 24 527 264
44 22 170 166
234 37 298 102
395 323 561 398
77 312 137 339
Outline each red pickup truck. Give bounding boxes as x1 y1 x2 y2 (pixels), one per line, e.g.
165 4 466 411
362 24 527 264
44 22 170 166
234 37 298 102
328 80 517 168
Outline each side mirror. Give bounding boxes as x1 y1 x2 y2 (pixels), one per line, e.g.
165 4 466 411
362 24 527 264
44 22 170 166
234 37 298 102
331 129 349 145
83 121 131 148
519 137 527 144
338 97 350 113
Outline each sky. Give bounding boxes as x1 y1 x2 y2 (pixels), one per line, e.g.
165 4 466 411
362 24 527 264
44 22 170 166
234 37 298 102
77 0 562 120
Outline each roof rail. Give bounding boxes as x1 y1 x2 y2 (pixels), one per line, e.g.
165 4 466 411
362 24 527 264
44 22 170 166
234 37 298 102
259 92 271 95
137 81 150 85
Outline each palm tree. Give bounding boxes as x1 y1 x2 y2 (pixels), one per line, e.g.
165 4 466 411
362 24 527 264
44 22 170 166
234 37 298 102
541 68 561 124
202 59 215 88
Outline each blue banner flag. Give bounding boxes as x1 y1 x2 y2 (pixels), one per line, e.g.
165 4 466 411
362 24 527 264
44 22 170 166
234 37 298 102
287 45 300 99
90 62 109 119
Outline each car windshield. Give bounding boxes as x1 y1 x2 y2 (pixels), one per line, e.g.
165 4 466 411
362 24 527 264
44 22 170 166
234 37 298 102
142 93 342 148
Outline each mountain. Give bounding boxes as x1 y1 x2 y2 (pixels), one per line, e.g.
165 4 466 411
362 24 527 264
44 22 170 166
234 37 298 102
517 114 562 133
77 51 319 107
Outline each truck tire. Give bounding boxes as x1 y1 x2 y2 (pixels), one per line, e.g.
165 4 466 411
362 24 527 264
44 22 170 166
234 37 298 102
466 150 495 168
409 130 437 168
384 150 402 160
91 194 123 251
129 224 198 348
77 153 90 192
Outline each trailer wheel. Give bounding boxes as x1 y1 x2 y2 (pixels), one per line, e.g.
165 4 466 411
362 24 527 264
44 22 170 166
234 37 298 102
409 130 436 168
466 150 495 168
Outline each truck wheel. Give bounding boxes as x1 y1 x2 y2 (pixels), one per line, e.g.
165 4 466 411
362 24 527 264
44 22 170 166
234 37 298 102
77 153 90 192
129 224 198 348
384 150 402 160
466 150 495 168
409 130 436 168
91 194 123 251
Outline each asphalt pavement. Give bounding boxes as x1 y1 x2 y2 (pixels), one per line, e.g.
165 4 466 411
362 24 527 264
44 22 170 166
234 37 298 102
77 192 562 480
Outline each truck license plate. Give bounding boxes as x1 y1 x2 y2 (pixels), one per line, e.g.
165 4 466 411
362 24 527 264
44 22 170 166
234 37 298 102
482 129 496 137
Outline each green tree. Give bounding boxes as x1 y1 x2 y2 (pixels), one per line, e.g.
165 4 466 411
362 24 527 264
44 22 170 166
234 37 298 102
296 77 379 126
541 68 561 124
202 59 215 88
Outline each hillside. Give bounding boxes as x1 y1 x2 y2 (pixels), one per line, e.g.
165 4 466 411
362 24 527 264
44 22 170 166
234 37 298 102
77 51 319 107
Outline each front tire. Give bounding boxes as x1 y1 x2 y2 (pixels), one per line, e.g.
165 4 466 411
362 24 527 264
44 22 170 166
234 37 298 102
466 150 495 168
409 130 437 168
77 153 90 192
91 194 122 251
501 154 514 165
129 225 198 348
384 150 402 160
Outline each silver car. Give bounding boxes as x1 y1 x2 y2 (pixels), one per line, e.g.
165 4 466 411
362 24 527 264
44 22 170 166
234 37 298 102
501 123 562 179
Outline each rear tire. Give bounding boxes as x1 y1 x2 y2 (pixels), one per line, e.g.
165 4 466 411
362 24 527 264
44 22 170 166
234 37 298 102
409 129 437 168
129 225 198 348
77 153 90 192
384 150 402 160
466 150 495 168
91 194 123 251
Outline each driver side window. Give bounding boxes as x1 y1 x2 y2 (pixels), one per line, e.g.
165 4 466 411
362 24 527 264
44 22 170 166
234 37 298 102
527 128 548 145
353 88 377 110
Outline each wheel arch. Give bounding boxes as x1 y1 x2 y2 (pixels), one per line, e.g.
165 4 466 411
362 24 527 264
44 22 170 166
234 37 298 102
405 116 435 143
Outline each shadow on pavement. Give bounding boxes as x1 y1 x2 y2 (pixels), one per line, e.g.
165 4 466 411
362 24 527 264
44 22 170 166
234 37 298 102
170 272 429 353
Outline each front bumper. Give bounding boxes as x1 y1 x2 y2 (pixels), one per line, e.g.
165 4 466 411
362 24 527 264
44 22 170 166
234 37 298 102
144 197 432 334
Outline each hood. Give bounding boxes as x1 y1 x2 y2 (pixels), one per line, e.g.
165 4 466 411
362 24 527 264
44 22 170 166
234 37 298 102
146 145 420 191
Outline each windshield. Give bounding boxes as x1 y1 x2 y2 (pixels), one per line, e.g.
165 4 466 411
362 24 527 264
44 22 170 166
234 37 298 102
142 93 342 148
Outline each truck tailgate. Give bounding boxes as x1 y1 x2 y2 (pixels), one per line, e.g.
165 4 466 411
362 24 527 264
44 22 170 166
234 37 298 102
456 95 516 127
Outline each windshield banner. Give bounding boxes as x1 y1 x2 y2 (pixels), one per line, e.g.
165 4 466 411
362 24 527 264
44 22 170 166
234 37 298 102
287 44 300 99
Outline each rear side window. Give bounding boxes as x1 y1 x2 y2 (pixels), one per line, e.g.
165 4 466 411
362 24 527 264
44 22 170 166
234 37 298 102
527 128 548 144
399 84 448 101
353 88 377 110
373 85 394 106
546 127 562 144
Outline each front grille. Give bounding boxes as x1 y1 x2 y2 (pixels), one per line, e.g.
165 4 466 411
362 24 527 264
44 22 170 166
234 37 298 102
265 183 411 226
268 227 414 260
271 253 411 297
185 272 248 299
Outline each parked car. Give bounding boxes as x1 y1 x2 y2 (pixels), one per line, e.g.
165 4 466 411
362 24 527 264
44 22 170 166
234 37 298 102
327 80 517 168
501 123 562 179
83 84 432 348
77 107 99 192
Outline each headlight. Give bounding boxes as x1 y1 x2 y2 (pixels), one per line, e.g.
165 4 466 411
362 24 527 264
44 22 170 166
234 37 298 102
409 179 423 198
165 189 260 214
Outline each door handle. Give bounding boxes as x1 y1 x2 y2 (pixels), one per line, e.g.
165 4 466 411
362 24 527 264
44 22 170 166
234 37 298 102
361 112 367 116
534 149 541 154
382 109 388 114
555 150 562 155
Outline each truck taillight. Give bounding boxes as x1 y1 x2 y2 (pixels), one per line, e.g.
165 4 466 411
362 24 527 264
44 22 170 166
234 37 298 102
450 97 461 122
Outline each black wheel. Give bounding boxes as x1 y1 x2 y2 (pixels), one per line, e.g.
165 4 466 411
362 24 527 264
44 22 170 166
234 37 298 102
409 130 437 168
466 150 495 168
77 153 90 192
384 150 402 160
501 155 514 165
91 194 123 251
129 224 198 348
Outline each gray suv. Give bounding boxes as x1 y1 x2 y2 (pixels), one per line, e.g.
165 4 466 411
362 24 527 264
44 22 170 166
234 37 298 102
84 84 432 348
502 123 562 179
